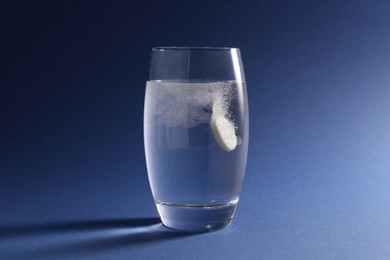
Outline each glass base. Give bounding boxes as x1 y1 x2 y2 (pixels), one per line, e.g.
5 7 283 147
155 198 238 233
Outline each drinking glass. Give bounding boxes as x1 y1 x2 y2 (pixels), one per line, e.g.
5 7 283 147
144 47 249 232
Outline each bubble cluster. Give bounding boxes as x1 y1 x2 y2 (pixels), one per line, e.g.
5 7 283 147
146 81 233 128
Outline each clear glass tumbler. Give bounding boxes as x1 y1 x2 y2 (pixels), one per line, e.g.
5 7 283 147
144 47 249 232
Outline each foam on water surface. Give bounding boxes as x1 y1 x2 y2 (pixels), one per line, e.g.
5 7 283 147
145 81 231 126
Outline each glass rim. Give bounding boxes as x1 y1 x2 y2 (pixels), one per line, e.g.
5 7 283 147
152 46 239 51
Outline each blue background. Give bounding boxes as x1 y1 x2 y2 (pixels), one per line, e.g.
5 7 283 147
1 0 390 259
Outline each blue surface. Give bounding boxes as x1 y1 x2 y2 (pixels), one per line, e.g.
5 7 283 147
1 0 390 259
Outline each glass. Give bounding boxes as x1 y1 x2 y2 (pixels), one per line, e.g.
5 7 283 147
144 47 249 232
